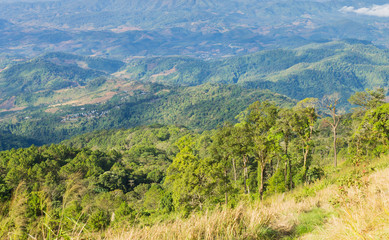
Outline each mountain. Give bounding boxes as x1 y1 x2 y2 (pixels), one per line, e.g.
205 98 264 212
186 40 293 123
0 59 103 97
119 41 389 102
0 0 388 58
0 53 124 98
41 52 125 74
0 40 388 146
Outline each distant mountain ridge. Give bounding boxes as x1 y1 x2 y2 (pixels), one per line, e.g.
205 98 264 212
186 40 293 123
119 41 389 102
0 0 388 58
0 40 388 107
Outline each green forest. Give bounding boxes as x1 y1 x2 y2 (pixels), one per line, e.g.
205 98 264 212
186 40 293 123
0 83 294 147
0 88 387 239
1 41 388 149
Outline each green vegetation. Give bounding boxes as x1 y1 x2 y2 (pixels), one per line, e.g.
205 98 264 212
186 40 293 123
0 53 124 98
0 131 40 151
0 125 189 238
1 41 388 146
122 41 389 103
0 83 294 144
0 88 386 239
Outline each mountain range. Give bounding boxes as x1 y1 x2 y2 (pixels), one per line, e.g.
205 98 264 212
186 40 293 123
0 0 389 58
0 40 388 147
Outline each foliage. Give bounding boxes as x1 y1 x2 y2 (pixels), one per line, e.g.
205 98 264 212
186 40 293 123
0 83 294 145
0 89 387 238
2 41 389 146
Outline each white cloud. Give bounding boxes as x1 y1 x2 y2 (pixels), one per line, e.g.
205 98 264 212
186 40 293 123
340 4 389 17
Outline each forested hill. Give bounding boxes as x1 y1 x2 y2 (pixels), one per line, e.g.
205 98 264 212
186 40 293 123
120 41 389 102
0 53 124 98
0 91 387 239
1 40 387 105
0 40 388 147
0 131 39 150
0 83 294 148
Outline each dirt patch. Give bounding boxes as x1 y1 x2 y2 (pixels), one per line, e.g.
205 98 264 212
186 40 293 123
52 91 117 107
0 96 16 109
150 67 177 79
0 106 26 113
155 89 171 95
112 69 134 79
112 80 146 92
45 107 60 113
88 91 117 104
0 67 9 73
76 61 90 69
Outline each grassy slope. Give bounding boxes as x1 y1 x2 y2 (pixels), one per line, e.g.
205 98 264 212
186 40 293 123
96 154 389 240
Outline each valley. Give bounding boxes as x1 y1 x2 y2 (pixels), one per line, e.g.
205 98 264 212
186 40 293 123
0 1 388 239
0 40 388 147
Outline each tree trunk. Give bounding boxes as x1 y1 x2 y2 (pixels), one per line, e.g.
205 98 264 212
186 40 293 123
243 155 248 194
258 161 265 200
284 160 288 189
283 136 292 190
303 144 309 184
232 158 237 186
333 127 337 167
224 170 228 206
288 156 292 190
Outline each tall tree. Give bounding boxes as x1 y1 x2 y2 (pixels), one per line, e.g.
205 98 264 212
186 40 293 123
247 101 279 199
231 124 253 194
165 135 216 212
276 108 294 190
320 94 341 167
352 103 389 157
292 104 317 182
211 124 235 205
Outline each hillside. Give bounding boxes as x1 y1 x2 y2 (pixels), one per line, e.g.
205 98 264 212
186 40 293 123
102 154 389 240
0 53 124 98
2 40 387 109
0 98 387 239
0 41 388 146
0 1 388 239
0 131 39 151
119 41 389 102
0 83 294 144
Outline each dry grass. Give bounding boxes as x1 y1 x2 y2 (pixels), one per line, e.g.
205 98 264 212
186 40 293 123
95 185 337 240
305 167 389 240
99 156 389 240
2 156 387 239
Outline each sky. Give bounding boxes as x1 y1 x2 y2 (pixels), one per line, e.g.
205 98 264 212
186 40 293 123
341 4 389 17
